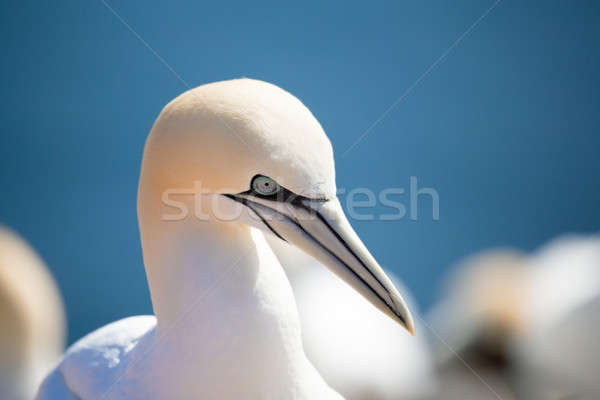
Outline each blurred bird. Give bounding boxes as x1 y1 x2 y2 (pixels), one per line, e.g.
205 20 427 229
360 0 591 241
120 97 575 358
0 227 66 400
514 235 600 400
426 249 528 400
36 79 415 400
427 236 600 400
267 236 436 400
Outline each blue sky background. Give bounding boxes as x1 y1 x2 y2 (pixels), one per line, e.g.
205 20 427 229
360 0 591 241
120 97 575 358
1 0 599 343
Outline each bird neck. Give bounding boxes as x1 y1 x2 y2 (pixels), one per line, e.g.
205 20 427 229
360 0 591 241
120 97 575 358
139 198 261 326
137 189 331 398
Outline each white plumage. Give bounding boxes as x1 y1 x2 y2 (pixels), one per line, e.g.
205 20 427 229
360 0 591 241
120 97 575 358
268 237 435 400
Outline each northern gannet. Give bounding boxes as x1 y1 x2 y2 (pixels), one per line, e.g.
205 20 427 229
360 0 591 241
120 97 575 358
426 249 527 400
514 235 600 399
36 78 415 400
267 237 436 400
427 237 600 399
0 227 66 400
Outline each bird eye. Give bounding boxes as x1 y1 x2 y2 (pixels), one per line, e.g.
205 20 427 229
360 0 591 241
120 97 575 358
252 175 281 196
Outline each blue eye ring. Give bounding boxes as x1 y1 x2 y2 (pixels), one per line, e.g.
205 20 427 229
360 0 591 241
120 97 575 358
252 176 281 196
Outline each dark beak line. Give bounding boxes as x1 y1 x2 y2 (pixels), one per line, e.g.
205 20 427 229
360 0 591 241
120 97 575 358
224 194 408 327
224 194 287 242
298 199 399 311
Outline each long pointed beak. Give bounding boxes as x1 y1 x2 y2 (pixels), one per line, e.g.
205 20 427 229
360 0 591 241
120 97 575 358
227 194 415 335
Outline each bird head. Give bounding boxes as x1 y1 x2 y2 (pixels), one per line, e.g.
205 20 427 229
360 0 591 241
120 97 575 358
139 78 414 334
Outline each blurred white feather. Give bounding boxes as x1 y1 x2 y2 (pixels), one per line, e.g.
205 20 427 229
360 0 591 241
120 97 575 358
267 236 436 400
